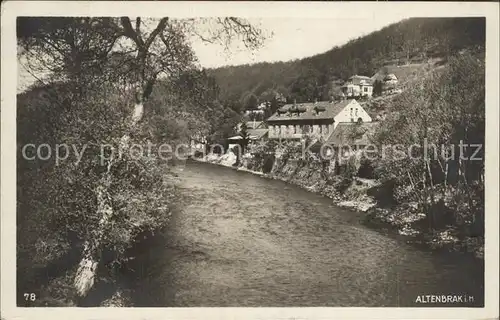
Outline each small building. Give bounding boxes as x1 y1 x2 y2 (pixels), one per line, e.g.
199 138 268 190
244 102 267 117
382 73 399 94
341 75 374 98
228 122 268 152
266 99 372 140
235 120 265 132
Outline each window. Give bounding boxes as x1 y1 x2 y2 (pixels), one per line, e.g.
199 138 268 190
364 87 368 92
355 108 358 116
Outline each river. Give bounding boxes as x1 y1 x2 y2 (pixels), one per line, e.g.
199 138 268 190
125 161 483 307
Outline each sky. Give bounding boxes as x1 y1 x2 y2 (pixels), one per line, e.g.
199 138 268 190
190 16 410 68
18 15 411 92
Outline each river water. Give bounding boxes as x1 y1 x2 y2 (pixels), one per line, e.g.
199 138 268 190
126 161 483 307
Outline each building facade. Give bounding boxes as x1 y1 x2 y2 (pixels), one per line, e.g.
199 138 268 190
266 99 372 140
341 75 374 98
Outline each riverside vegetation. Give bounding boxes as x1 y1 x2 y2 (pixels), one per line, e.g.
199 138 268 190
17 17 264 306
16 17 485 307
199 50 485 260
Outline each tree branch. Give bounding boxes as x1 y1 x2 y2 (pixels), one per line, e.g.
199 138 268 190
144 18 169 51
120 17 143 47
135 17 141 36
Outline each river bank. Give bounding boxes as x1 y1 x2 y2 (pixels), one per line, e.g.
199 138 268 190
123 161 484 307
19 162 178 308
195 152 484 260
26 153 482 307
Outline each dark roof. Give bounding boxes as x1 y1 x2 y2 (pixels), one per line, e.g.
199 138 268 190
228 128 268 141
326 122 378 147
267 100 353 122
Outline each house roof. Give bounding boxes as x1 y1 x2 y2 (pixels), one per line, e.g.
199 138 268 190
326 122 378 147
371 64 425 85
248 128 268 139
266 99 353 122
383 73 398 81
246 121 263 129
344 75 374 86
228 128 268 141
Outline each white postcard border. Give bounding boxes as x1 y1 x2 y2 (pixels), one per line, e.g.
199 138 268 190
2 2 498 319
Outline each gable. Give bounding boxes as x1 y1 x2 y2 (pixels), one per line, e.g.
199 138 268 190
333 100 372 122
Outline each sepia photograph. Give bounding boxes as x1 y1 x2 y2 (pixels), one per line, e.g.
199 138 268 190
1 1 499 319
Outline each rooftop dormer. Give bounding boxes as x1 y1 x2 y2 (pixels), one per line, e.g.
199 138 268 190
313 105 326 115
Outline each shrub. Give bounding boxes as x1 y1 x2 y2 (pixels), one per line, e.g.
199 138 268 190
262 154 275 173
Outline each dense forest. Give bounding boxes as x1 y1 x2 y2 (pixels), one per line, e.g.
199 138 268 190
209 17 485 107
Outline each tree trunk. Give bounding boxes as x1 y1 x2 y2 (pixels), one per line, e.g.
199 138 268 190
74 82 146 299
422 162 431 230
132 103 144 124
73 183 113 297
73 16 168 300
444 160 449 188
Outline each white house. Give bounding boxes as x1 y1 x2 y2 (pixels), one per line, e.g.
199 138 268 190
332 99 372 125
341 75 374 98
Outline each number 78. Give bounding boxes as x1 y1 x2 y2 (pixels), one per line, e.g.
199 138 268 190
24 293 36 301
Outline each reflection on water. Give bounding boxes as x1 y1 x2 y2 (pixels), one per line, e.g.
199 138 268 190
127 161 483 307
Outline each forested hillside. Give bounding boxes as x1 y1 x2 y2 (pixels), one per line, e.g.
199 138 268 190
209 17 485 106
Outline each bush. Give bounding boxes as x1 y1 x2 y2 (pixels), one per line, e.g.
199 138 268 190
357 158 375 178
262 154 275 173
16 82 176 304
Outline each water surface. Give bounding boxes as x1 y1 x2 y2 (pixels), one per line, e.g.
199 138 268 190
128 161 483 307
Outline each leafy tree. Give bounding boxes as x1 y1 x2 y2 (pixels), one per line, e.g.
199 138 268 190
242 92 259 110
17 16 265 303
372 50 484 234
240 122 250 152
373 80 384 96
